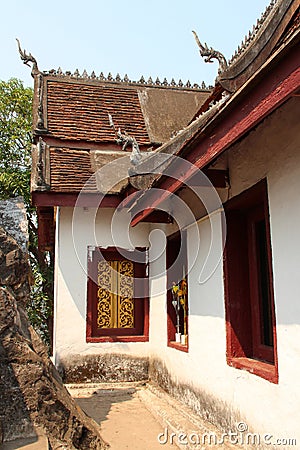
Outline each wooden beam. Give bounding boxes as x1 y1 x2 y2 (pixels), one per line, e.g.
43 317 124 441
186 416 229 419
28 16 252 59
137 211 173 223
192 169 228 188
32 192 122 208
37 207 55 252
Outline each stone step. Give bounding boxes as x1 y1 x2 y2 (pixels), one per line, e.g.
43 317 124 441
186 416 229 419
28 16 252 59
1 434 49 450
137 383 241 450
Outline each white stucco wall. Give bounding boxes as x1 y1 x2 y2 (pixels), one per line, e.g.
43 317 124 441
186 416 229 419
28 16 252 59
147 98 300 442
54 207 151 362
226 98 300 440
148 211 227 384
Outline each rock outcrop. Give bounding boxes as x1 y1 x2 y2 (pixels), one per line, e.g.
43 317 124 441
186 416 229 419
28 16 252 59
0 226 109 449
0 197 28 255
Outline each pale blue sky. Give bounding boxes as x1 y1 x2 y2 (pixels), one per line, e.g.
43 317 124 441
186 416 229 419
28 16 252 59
1 0 271 88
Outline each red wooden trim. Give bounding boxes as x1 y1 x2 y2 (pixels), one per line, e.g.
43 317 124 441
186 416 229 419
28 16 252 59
86 246 149 342
143 297 150 338
121 189 141 208
168 341 189 353
167 232 180 347
90 280 149 341
228 357 278 384
224 180 278 383
224 212 252 359
166 231 189 352
37 206 55 251
264 194 279 376
131 47 300 226
87 335 149 343
86 255 94 340
32 191 122 207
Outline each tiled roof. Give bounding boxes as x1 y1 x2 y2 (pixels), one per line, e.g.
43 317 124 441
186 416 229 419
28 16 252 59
49 147 132 194
46 81 150 145
30 67 212 196
49 147 96 192
39 76 211 147
30 75 211 195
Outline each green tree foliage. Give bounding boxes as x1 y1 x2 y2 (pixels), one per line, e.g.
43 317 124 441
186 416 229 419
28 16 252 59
0 78 53 347
0 78 32 202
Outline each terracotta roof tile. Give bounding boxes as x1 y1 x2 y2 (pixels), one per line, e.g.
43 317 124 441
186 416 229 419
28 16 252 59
34 77 211 195
49 147 131 194
50 147 96 192
46 81 150 144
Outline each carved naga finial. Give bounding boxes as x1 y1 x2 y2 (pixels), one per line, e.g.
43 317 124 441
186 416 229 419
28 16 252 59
192 30 228 76
16 38 40 76
108 114 142 166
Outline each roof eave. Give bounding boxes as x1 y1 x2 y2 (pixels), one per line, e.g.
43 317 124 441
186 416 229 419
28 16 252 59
130 28 300 226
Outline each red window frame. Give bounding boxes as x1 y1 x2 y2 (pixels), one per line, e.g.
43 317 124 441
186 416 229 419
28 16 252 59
166 231 189 352
248 204 275 363
224 180 278 383
86 246 149 343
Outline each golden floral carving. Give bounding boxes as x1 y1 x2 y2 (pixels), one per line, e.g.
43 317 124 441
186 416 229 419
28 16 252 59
97 259 134 329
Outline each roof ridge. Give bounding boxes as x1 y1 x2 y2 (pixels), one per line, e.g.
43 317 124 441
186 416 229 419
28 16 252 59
227 0 279 66
43 68 213 91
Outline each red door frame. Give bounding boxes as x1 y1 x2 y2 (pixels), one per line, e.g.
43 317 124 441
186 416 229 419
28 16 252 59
86 246 149 342
224 180 278 383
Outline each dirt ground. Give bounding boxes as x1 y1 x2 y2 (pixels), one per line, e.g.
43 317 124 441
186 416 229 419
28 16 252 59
67 383 176 450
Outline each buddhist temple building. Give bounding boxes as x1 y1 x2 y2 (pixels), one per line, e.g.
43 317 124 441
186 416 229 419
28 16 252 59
21 0 300 443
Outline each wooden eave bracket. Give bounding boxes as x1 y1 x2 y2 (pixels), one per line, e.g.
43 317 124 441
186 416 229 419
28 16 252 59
31 138 51 192
137 211 174 224
191 168 229 189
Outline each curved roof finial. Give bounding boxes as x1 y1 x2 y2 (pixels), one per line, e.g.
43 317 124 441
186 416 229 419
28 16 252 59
192 30 228 76
16 38 40 77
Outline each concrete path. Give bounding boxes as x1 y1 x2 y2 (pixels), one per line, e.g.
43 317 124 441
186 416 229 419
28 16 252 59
68 382 176 450
67 382 237 450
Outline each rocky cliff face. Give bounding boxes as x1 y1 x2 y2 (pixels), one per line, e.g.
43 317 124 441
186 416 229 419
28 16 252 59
0 226 108 449
0 197 28 254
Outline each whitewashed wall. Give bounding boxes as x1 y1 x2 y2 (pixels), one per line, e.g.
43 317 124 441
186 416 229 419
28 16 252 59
148 98 300 442
54 207 151 363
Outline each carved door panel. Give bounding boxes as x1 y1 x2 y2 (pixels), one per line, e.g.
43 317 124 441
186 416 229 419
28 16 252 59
97 259 135 329
87 247 148 338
